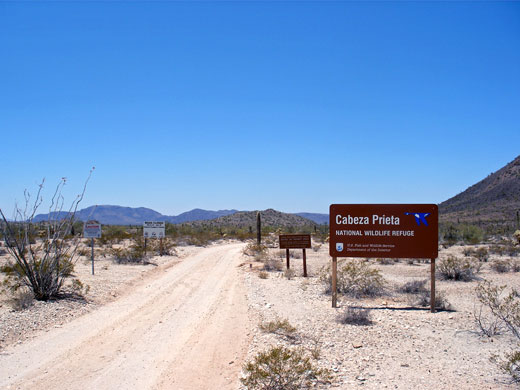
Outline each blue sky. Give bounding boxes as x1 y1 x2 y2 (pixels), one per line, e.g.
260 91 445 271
1 1 519 215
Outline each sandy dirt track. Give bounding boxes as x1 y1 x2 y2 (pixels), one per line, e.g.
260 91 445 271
0 243 250 390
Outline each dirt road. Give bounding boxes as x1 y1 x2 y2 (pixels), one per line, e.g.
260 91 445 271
0 243 251 390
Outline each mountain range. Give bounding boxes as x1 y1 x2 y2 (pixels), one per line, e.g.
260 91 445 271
33 205 327 226
31 154 520 228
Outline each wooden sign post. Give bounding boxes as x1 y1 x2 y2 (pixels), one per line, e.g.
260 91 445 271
279 234 312 277
329 204 439 312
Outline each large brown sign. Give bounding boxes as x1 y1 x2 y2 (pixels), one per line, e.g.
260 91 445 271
279 234 312 249
329 204 438 259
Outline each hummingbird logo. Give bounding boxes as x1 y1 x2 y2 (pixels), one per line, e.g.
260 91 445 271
405 212 431 226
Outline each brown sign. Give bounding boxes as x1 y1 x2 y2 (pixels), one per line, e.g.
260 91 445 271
279 234 312 249
329 204 438 259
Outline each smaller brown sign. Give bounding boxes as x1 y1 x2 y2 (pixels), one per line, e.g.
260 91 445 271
279 234 311 249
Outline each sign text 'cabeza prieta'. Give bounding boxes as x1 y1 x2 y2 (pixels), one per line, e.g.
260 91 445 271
329 204 438 259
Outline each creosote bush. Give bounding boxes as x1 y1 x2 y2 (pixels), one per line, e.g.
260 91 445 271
477 281 520 382
241 346 330 390
320 260 385 298
398 279 428 295
437 256 480 281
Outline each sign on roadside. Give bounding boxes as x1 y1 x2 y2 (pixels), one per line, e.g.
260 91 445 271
329 204 439 312
279 234 312 277
329 204 438 259
279 234 312 249
83 220 102 238
143 221 165 239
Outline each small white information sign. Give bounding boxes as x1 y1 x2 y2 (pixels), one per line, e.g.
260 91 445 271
143 221 165 239
84 220 102 238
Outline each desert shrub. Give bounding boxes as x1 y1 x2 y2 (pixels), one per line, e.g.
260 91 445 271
473 303 505 337
243 242 268 258
414 290 452 311
337 306 372 326
284 268 294 280
8 289 34 311
262 258 283 272
110 240 147 264
437 256 480 281
312 244 321 253
474 247 489 262
290 250 302 259
398 279 428 294
377 258 394 265
495 351 520 383
478 281 520 382
258 271 268 279
98 225 130 245
462 225 484 245
489 244 507 256
241 346 330 390
320 260 385 298
491 259 511 273
463 248 473 257
476 281 520 339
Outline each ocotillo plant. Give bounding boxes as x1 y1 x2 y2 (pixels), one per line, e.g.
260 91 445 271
257 211 261 245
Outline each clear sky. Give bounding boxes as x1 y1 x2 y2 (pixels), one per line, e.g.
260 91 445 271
1 1 519 216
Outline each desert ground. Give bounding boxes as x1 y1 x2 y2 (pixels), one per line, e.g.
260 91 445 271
1 237 519 389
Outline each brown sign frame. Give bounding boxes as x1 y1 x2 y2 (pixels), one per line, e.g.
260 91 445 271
279 234 312 249
329 204 439 313
329 204 438 259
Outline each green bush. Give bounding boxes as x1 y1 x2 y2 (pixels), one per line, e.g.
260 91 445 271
241 346 330 390
462 225 484 245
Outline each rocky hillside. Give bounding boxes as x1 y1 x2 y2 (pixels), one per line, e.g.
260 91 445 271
183 208 316 229
439 155 520 228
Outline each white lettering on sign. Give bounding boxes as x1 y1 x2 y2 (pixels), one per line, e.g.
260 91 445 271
335 214 400 226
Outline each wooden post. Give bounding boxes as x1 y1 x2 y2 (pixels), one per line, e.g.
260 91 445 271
286 248 290 269
430 258 436 313
302 248 307 277
332 257 337 308
91 238 95 275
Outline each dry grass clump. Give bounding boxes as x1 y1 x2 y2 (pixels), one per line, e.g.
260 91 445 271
337 306 373 326
241 346 330 390
8 289 34 311
259 318 297 337
437 256 480 281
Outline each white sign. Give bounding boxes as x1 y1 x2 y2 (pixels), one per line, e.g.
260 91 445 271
143 221 165 239
84 220 102 238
